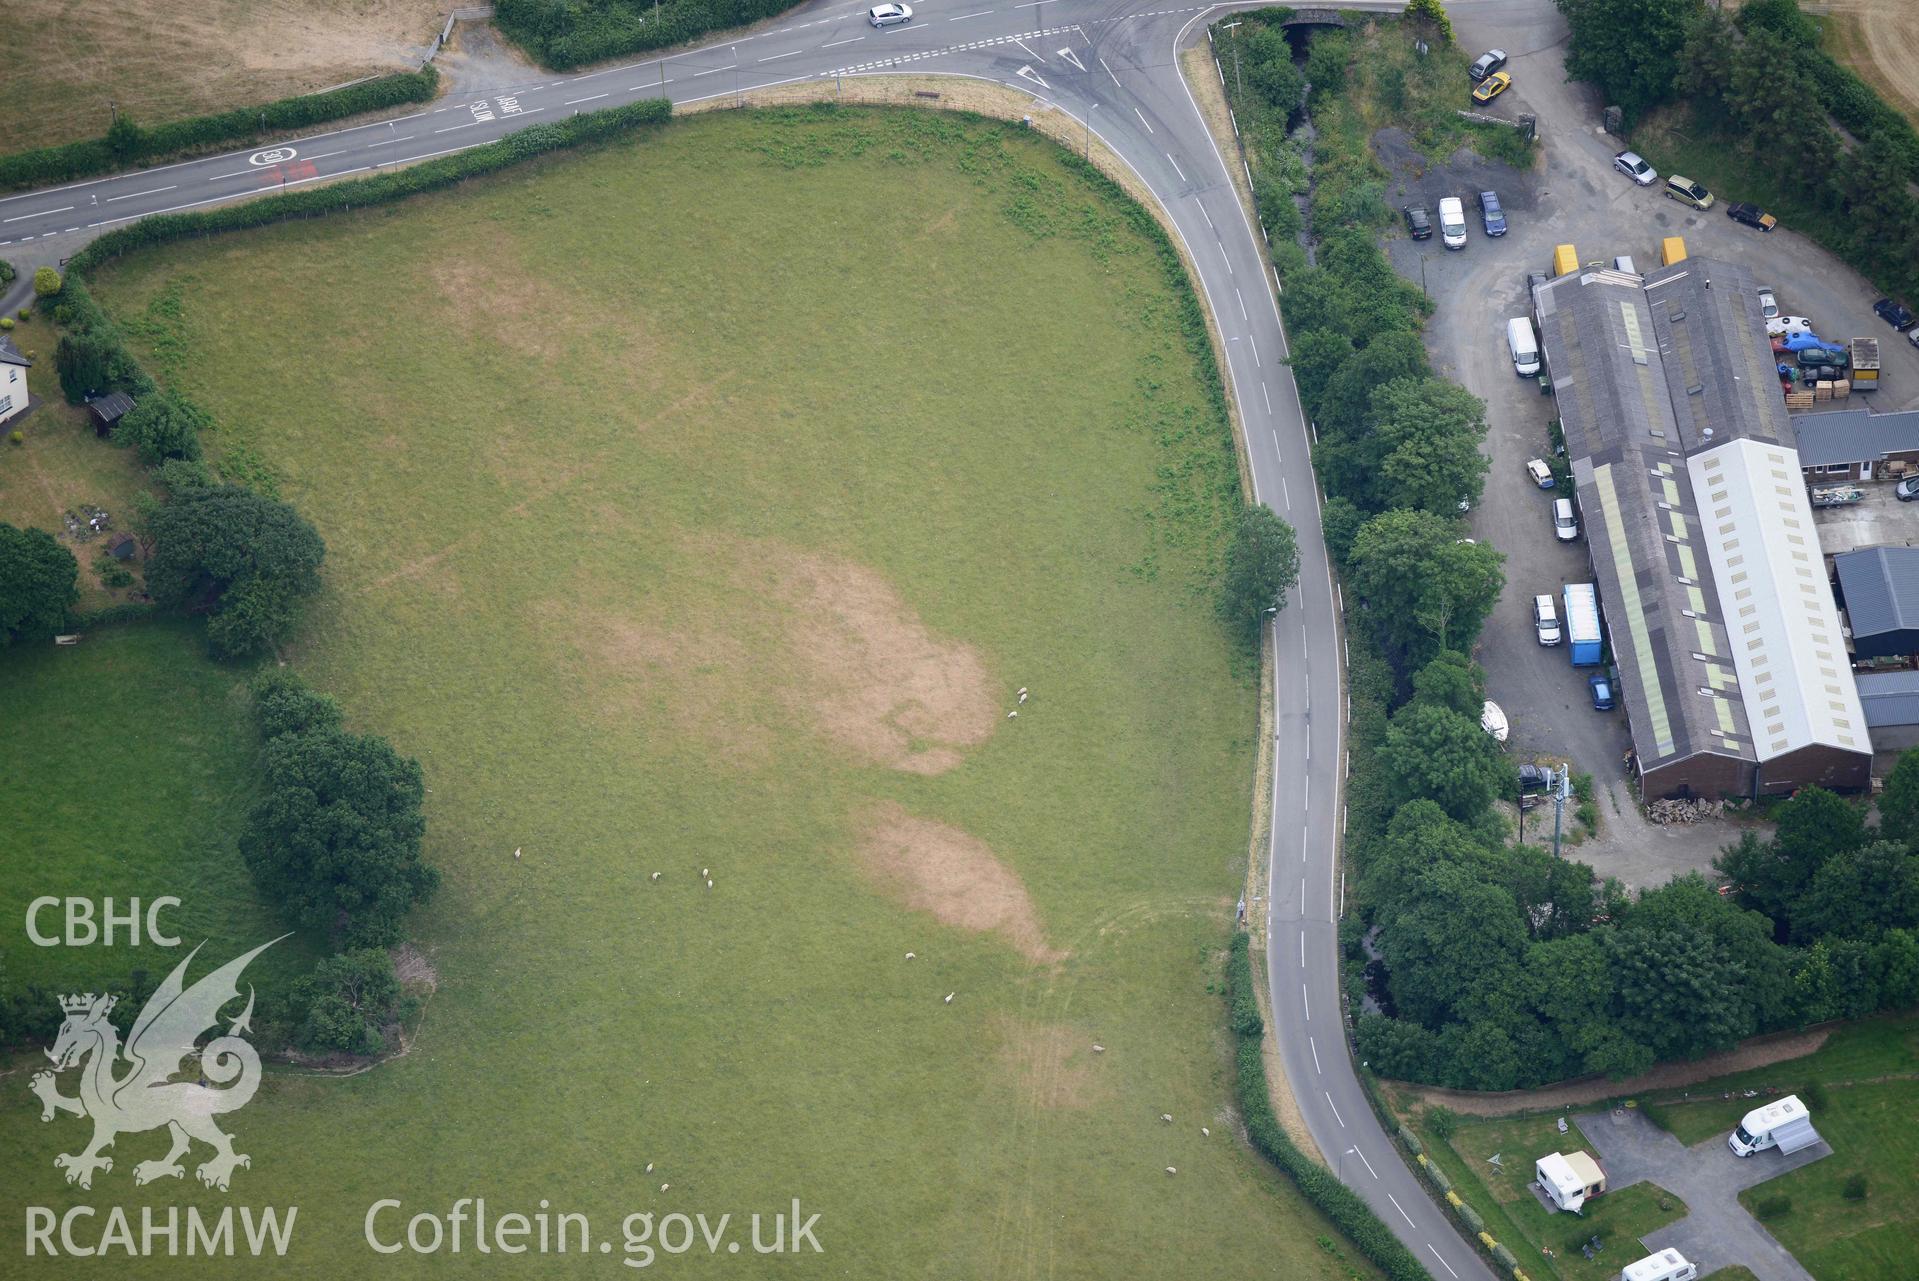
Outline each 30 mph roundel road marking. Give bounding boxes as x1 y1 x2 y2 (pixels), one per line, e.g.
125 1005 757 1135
248 147 298 167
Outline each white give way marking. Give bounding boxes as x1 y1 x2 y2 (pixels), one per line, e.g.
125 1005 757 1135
1016 64 1051 90
1057 47 1085 71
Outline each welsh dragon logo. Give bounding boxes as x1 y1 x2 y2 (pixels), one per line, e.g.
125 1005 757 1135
30 937 284 1191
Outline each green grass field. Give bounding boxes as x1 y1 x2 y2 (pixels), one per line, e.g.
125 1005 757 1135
0 107 1375 1278
1417 1111 1684 1281
0 622 316 993
1635 1016 1919 1281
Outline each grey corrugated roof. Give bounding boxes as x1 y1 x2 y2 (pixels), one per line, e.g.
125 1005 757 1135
1535 263 1753 773
0 335 30 367
1854 669 1919 728
1643 256 1793 456
1834 546 1919 639
1790 407 1919 469
86 391 135 421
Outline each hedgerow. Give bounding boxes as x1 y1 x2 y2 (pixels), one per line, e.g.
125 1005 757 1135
0 68 440 192
497 0 800 70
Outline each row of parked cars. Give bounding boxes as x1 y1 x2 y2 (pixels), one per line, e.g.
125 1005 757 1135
1404 190 1507 249
1609 151 1782 232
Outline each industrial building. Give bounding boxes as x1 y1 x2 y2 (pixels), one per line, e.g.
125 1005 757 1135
1533 254 1872 799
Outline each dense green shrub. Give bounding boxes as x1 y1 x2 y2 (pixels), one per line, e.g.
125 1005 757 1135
33 267 61 297
111 391 207 465
0 68 439 191
144 485 325 659
1841 1172 1868 1201
289 949 412 1056
1225 933 1264 1036
0 523 80 644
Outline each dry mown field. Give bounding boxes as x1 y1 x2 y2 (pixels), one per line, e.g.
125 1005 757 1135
0 0 446 154
1818 0 1919 128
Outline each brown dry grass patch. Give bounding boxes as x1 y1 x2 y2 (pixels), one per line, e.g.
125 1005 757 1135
2 0 446 154
742 540 998 775
1823 0 1919 129
856 801 1064 964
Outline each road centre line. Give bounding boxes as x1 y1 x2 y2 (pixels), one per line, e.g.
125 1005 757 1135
1387 1194 1415 1227
105 185 176 202
1301 980 1309 1020
1102 55 1122 88
694 67 723 76
1262 382 1271 412
433 121 482 134
1134 106 1153 133
948 9 992 19
1166 153 1186 183
1310 1036 1322 1073
823 35 864 46
4 206 70 222
1353 1147 1379 1179
1325 1093 1344 1127
1235 286 1246 319
1428 1246 1461 1279
759 49 802 61
1299 933 1305 968
1198 203 1213 229
565 93 610 104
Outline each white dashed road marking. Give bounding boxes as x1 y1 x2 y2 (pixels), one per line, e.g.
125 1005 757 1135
1309 1035 1321 1073
565 93 610 104
106 186 176 202
1166 153 1186 183
823 35 864 46
1387 1194 1415 1227
1325 1093 1345 1128
1428 1246 1461 1279
4 207 70 222
759 49 801 61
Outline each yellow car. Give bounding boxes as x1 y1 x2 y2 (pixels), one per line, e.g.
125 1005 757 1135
1472 71 1511 104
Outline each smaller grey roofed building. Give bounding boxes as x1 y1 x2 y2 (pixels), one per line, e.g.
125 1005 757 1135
86 391 136 437
1833 546 1919 659
1791 407 1919 481
1854 669 1919 753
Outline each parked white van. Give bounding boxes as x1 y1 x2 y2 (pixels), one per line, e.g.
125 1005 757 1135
1438 197 1468 249
1621 1248 1697 1281
1507 317 1541 376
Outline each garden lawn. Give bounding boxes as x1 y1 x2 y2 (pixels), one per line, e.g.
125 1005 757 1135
0 107 1376 1279
0 312 152 609
1419 1111 1686 1281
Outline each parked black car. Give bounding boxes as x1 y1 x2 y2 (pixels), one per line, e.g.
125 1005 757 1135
1874 298 1917 331
1477 189 1507 236
1726 201 1777 231
1403 204 1433 241
1518 764 1555 794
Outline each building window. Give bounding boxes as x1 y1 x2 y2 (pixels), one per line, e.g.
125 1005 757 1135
0 394 11 416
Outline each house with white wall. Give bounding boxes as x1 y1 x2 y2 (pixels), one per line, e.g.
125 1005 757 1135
0 335 28 426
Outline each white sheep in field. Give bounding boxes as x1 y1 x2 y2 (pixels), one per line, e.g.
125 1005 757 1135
651 872 661 882
943 993 955 1005
1165 1167 1178 1176
1161 1114 1173 1124
905 952 916 960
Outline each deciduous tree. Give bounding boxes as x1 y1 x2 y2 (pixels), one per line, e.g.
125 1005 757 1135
1218 503 1300 635
0 522 78 645
145 485 324 658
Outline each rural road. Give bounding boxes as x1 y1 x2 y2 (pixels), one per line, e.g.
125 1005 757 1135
0 4 1513 1277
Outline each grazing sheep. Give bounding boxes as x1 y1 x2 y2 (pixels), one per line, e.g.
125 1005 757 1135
645 1163 654 1173
1201 1127 1210 1137
1161 1114 1172 1124
705 878 714 890
943 993 955 1004
905 952 916 960
514 847 522 861
660 1183 670 1193
1007 710 1018 719
1165 1167 1177 1176
651 872 661 882
1092 1044 1105 1053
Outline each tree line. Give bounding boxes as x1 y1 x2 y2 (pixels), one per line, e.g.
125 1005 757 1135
1556 0 1919 304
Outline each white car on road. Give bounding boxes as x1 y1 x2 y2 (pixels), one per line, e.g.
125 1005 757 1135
1613 151 1657 186
869 3 913 25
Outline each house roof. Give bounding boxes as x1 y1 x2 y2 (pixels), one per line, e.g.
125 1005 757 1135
1534 254 1871 781
0 335 30 368
86 391 135 421
1790 407 1919 469
1854 668 1919 729
1834 546 1919 640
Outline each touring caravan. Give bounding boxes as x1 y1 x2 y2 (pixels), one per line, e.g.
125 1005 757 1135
1621 1249 1697 1281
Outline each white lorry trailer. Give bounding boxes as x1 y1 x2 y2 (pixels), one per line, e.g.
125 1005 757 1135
1728 1094 1821 1156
